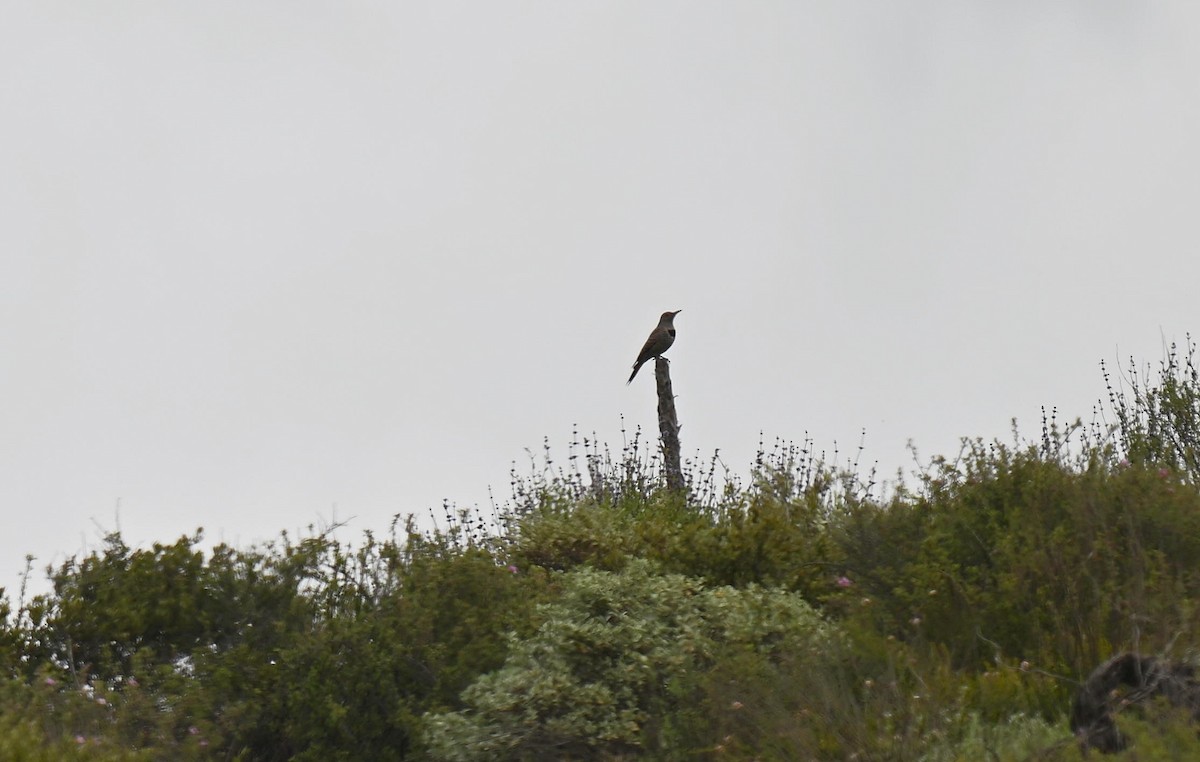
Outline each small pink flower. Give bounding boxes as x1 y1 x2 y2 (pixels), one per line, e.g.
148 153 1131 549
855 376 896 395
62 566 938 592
75 735 86 745
1159 468 1170 478
1119 459 1131 468
836 576 853 588
43 676 57 687
189 726 200 735
127 677 139 687
96 697 107 706
507 565 519 574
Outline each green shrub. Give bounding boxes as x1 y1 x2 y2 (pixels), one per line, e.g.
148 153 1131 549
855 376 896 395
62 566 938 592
835 439 1200 679
1105 337 1200 480
424 560 838 760
917 712 1065 762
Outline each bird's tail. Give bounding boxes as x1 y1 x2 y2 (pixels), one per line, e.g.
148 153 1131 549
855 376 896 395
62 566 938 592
626 361 644 385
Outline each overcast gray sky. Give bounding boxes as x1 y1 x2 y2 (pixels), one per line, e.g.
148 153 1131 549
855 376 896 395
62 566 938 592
3 2 1199 594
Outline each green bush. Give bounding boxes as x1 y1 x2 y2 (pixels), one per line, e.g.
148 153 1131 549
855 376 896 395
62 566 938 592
834 440 1200 678
917 712 1065 762
424 559 838 760
1106 337 1200 480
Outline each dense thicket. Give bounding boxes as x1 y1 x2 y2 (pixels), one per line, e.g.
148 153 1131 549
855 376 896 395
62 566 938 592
4 340 1200 760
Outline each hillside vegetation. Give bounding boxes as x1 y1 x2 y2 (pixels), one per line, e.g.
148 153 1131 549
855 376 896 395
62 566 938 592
4 341 1200 760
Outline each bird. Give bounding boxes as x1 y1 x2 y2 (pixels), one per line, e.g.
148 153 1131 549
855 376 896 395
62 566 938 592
627 310 681 384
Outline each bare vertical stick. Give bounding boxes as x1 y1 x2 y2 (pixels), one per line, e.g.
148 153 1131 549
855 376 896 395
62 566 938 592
654 357 684 492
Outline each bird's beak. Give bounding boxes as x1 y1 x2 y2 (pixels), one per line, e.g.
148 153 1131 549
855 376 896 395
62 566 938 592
673 309 682 315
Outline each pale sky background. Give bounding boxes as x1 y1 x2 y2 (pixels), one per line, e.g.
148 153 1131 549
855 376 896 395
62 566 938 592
3 3 1199 597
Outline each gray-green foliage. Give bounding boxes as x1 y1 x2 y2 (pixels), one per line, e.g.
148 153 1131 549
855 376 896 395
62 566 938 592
424 559 838 761
917 712 1065 762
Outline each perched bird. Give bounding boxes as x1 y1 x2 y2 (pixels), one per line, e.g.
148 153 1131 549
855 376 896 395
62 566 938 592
627 310 681 384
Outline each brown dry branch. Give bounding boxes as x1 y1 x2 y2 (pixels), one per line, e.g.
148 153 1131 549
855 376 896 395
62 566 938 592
1071 651 1200 754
